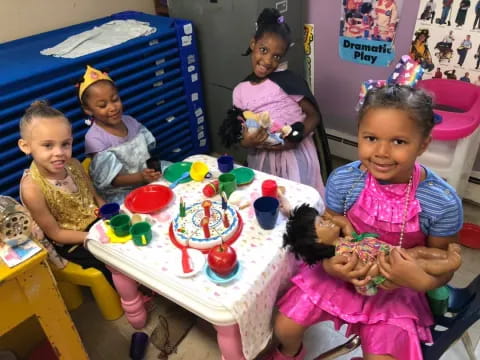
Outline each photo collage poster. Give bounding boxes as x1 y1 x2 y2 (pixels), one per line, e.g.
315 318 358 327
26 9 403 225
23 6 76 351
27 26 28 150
339 0 404 66
412 0 480 85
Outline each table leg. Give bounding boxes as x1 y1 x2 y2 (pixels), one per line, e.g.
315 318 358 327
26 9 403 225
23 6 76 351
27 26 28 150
214 324 246 360
19 260 88 360
108 266 147 329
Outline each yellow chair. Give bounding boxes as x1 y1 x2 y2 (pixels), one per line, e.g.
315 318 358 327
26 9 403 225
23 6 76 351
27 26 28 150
81 157 91 175
53 261 124 321
48 158 123 320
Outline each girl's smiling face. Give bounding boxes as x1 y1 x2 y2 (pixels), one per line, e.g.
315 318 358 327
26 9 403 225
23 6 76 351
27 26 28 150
19 116 73 179
358 108 431 184
249 32 287 79
82 81 123 128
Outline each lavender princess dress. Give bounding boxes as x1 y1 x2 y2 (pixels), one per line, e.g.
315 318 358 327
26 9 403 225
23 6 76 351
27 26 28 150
278 163 433 359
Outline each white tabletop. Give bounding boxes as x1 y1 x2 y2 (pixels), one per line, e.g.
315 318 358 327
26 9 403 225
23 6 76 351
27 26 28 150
86 154 323 359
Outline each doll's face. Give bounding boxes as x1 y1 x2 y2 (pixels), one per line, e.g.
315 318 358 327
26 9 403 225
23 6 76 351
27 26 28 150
314 217 341 245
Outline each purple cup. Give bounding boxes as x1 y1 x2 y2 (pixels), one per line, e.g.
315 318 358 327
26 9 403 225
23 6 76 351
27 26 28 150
253 196 280 230
95 202 120 220
217 155 234 173
130 331 149 360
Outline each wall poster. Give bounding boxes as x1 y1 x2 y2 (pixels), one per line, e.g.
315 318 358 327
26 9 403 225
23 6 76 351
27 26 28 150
339 0 404 66
304 24 315 93
412 0 480 85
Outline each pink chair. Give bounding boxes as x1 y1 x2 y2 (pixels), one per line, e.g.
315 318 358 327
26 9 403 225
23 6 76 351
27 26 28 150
417 79 480 197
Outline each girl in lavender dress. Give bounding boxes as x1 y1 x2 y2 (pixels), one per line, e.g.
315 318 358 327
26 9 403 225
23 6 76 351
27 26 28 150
233 8 330 195
79 65 161 203
268 85 463 360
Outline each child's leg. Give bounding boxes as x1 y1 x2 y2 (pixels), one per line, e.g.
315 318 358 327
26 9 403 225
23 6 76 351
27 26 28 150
273 313 308 357
359 321 423 359
55 244 113 285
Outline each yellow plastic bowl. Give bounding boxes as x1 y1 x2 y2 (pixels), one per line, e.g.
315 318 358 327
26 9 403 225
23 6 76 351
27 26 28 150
190 161 209 181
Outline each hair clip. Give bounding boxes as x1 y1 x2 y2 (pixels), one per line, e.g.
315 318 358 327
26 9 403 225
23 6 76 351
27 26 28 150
433 112 442 124
255 21 258 31
277 15 285 24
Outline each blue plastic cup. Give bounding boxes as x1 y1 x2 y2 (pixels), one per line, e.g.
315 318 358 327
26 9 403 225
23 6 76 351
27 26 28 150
217 155 234 173
95 202 120 220
254 196 279 230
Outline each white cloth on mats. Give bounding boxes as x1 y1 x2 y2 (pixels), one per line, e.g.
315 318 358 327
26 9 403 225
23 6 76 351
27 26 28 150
40 20 156 58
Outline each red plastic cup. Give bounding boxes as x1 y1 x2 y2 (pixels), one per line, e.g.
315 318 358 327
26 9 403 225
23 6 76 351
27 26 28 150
262 179 278 198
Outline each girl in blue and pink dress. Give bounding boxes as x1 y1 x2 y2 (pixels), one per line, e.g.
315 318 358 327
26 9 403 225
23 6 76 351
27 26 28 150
269 85 463 360
233 8 331 194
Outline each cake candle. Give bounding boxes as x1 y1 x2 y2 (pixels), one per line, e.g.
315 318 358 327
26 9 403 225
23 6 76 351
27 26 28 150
221 191 228 210
223 211 230 227
179 197 186 217
202 200 212 218
201 217 210 238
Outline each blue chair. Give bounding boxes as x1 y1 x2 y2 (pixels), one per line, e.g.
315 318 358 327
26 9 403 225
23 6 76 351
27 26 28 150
314 274 480 360
422 274 480 360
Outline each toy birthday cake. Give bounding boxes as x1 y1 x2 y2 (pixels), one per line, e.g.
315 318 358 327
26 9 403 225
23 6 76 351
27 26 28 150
172 200 240 250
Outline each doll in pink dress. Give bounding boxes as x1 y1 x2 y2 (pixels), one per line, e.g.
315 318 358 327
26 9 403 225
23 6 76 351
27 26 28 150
267 85 463 360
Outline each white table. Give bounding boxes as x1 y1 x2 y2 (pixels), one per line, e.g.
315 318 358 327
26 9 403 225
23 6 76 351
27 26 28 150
86 154 323 359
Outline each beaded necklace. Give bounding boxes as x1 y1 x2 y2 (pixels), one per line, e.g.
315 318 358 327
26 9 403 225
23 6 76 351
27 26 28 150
343 169 414 248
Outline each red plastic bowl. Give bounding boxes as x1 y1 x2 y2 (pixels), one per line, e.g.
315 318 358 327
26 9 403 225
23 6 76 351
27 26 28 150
459 223 480 249
125 185 174 213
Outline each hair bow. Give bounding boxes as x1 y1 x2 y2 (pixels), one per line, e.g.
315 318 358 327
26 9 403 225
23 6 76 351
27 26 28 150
357 55 425 108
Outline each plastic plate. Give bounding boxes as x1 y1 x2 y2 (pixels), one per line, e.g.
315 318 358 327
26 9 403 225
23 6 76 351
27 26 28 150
230 167 255 186
124 185 174 214
163 162 193 184
204 262 241 285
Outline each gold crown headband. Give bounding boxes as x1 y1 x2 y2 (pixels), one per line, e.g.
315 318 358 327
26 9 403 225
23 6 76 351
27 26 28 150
78 65 113 101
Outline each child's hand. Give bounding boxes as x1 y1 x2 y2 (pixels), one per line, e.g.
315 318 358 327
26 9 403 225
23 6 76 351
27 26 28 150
141 168 161 183
378 248 431 292
261 140 299 151
323 254 372 286
240 127 269 148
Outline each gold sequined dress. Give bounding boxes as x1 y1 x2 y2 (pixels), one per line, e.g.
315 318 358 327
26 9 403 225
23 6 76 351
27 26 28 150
28 159 97 231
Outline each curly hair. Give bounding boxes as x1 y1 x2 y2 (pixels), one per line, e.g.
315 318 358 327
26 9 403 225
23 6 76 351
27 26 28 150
218 106 245 148
283 204 336 265
243 8 292 56
359 85 435 138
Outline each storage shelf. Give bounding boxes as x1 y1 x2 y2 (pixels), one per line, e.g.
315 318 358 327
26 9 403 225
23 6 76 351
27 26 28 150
0 12 208 198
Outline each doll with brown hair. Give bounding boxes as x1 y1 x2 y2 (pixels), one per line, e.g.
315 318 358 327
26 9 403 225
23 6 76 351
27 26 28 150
282 203 462 296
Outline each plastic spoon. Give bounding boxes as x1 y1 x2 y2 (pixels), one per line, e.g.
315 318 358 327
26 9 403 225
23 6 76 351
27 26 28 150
169 172 191 189
181 238 193 273
141 235 147 245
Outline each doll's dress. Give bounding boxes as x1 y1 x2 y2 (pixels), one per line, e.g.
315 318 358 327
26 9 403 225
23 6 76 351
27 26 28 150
278 163 433 359
335 235 391 296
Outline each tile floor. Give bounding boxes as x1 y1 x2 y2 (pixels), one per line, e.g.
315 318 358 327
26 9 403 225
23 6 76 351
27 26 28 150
71 156 480 359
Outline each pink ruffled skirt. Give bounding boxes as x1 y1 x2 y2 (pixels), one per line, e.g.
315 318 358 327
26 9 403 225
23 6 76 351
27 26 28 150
278 264 433 360
247 135 324 197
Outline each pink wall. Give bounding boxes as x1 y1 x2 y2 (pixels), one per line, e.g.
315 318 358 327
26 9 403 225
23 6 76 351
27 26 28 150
306 0 420 136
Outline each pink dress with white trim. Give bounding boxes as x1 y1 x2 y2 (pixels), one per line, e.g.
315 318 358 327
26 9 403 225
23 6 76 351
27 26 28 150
277 163 433 360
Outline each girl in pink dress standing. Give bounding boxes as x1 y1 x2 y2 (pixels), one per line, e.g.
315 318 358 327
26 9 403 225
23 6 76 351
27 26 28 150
268 85 463 360
233 8 331 195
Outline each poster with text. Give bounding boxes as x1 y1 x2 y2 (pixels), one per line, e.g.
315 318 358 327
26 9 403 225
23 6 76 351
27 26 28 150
413 0 480 85
339 0 404 66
